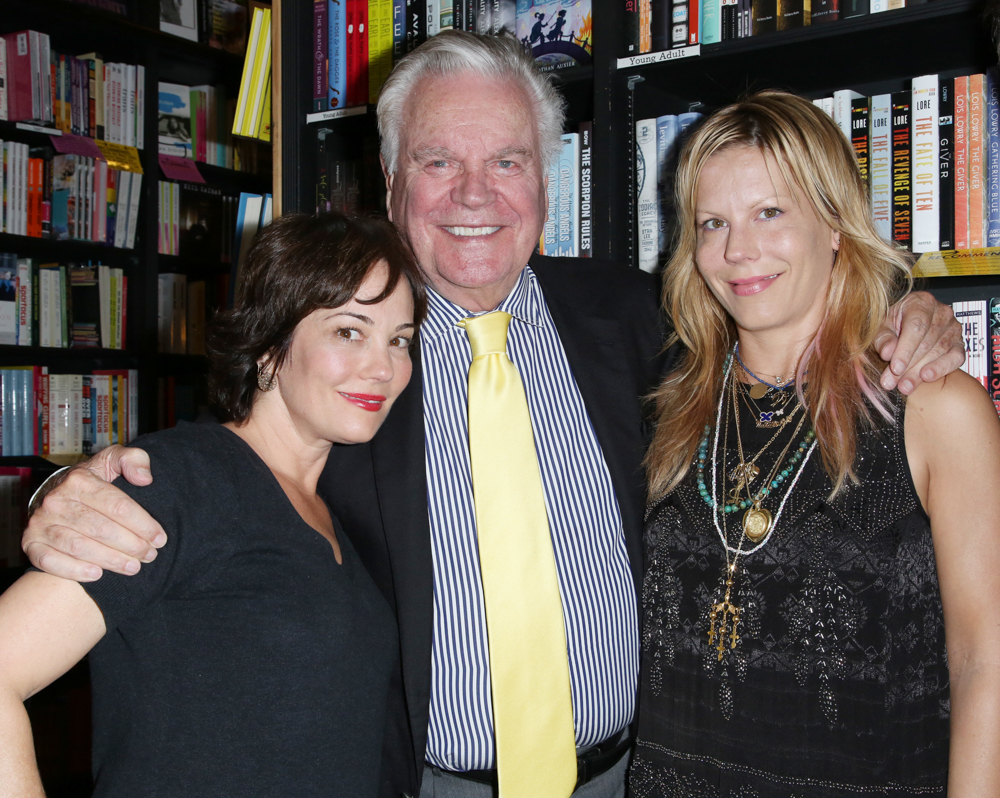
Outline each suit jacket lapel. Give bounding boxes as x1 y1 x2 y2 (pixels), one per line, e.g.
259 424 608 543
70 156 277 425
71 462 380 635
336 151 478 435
369 348 435 771
533 270 649 597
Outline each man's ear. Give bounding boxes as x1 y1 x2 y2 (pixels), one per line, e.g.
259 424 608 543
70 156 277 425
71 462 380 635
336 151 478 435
381 154 394 222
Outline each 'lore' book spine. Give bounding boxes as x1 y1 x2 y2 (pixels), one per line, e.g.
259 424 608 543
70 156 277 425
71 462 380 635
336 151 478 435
938 76 955 251
954 300 989 389
955 76 970 250
870 93 892 241
850 97 870 190
910 74 939 254
578 121 593 259
890 90 912 251
989 298 1000 415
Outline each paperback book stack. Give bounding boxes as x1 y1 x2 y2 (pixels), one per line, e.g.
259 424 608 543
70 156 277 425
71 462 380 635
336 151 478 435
0 254 127 349
0 366 138 457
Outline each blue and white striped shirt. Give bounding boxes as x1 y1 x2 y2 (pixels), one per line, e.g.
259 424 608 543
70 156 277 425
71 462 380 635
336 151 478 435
421 266 639 772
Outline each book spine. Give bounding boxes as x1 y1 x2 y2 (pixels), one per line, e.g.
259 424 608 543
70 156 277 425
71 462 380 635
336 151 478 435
891 91 912 251
991 298 1000 415
314 0 329 112
557 134 579 257
393 0 406 61
655 114 678 253
0 38 7 121
938 77 955 251
969 74 986 249
406 0 427 51
777 0 804 29
542 156 558 256
851 98 870 191
636 117 659 272
16 258 30 346
988 68 1000 247
870 94 892 241
955 76 969 250
579 121 593 258
751 0 776 35
911 75 939 253
689 0 701 42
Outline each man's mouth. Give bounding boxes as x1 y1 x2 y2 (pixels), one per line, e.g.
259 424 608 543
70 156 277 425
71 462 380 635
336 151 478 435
442 226 502 237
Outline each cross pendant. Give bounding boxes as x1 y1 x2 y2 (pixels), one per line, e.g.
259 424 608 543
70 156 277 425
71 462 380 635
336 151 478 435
707 579 741 661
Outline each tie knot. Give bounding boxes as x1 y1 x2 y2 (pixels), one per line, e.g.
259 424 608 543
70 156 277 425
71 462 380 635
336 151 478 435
463 311 512 359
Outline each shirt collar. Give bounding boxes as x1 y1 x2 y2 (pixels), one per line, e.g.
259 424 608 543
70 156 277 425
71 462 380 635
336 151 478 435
420 265 546 341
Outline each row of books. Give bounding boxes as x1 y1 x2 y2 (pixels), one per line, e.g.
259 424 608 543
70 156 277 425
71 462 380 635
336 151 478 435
308 0 591 116
159 0 251 54
158 181 239 263
0 30 144 147
0 256 128 349
538 123 594 258
159 82 247 168
158 274 214 356
822 70 998 255
635 111 704 272
955 299 1000 417
625 0 915 56
1 144 142 248
0 366 138 457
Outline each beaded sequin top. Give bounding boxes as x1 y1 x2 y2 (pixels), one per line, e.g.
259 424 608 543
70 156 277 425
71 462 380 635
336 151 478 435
630 397 949 797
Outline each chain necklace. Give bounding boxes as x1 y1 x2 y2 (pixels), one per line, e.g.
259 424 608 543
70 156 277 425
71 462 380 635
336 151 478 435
703 347 820 661
734 342 794 399
736 372 797 428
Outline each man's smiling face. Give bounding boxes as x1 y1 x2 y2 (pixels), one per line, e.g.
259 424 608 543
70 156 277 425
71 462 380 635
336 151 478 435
385 71 549 312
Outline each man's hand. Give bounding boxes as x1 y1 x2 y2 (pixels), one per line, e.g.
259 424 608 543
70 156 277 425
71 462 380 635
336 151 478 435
875 290 965 395
22 446 165 582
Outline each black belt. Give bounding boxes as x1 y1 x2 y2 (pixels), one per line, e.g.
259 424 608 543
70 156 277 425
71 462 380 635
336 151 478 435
444 732 633 791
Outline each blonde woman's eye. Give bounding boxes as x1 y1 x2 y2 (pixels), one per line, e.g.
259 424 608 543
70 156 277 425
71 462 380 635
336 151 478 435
760 207 782 220
701 218 726 231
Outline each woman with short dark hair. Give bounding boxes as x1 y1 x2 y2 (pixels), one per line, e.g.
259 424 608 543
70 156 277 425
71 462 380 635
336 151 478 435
0 212 426 797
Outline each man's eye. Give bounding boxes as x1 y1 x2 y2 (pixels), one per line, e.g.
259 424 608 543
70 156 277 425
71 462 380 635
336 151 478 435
498 160 514 168
430 160 449 169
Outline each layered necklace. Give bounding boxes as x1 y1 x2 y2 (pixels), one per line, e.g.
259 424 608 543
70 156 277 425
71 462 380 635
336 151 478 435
696 348 819 661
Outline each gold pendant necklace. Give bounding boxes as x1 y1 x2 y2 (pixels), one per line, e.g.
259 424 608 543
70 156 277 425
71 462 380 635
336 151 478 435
708 562 741 660
742 506 773 543
748 382 768 400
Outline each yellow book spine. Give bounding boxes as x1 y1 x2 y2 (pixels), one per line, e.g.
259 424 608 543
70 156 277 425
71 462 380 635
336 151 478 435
234 7 265 135
244 9 272 136
258 75 272 142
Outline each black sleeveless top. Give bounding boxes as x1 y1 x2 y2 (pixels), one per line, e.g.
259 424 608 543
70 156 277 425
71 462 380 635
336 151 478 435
631 397 949 797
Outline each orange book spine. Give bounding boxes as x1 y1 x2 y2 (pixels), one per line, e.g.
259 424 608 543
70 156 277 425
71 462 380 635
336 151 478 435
955 75 969 250
969 74 986 248
640 0 651 52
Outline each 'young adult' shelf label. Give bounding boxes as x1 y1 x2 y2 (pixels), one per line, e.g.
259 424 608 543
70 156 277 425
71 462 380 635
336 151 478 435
617 45 700 70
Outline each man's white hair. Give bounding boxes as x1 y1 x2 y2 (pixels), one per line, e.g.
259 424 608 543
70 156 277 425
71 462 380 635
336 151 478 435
377 30 567 175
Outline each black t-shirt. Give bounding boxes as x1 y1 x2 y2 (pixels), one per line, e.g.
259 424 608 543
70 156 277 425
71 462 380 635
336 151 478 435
81 421 396 798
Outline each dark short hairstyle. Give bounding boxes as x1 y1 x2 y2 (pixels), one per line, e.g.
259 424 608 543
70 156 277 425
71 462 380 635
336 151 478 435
207 211 426 423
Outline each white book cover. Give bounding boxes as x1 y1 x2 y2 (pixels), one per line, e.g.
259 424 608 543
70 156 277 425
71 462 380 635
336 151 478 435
557 133 580 257
954 300 988 388
16 258 30 346
870 94 892 241
911 75 940 253
69 374 83 455
822 97 834 117
48 374 70 454
833 90 863 141
39 268 51 348
125 65 136 148
93 374 110 451
114 170 131 249
39 32 51 122
871 0 888 11
125 172 142 249
636 117 659 273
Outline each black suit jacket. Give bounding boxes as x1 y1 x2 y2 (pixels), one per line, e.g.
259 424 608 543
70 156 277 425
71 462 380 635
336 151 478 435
320 255 673 798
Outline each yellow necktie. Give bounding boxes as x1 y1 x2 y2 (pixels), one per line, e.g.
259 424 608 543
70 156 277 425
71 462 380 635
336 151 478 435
462 311 577 798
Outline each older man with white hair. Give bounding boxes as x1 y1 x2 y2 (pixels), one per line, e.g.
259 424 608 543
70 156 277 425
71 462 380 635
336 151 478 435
22 31 963 798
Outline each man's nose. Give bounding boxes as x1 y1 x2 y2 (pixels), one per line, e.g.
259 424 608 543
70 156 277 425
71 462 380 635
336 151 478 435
452 165 495 208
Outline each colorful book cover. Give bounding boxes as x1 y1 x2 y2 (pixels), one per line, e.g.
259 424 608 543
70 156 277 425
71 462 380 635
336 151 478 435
542 156 558 256
955 76 969 250
556 132 579 257
158 82 193 157
989 298 1000 415
890 91 912 251
938 76 955 251
578 120 592 258
911 74 939 253
516 0 592 70
850 97 870 190
329 0 347 110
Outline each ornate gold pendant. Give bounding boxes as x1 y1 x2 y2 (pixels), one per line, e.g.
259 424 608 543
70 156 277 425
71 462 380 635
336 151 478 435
748 382 768 400
742 506 773 543
708 569 741 660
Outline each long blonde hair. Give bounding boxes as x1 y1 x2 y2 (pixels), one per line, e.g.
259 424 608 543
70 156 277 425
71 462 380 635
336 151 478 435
645 90 913 499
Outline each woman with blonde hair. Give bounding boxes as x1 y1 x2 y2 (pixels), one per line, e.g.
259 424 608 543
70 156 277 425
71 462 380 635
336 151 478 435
632 90 1000 797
